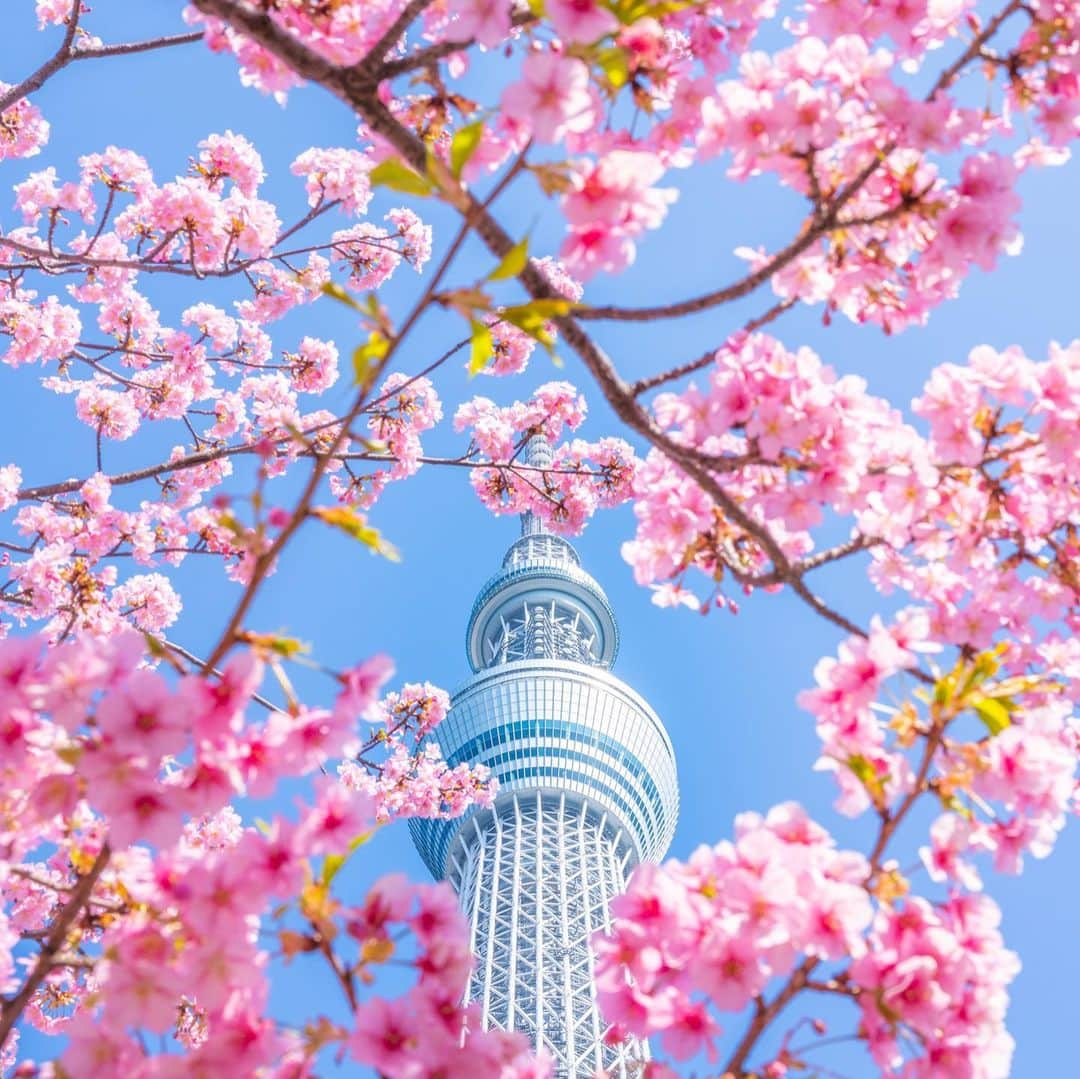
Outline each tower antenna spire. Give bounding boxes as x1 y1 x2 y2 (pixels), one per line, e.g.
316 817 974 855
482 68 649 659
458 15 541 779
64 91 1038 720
518 433 554 538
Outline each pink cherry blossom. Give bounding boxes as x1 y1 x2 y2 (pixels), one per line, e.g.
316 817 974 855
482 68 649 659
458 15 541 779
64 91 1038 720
501 53 598 144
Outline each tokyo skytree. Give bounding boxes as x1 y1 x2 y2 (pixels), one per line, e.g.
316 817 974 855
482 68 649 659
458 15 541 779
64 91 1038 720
410 439 679 1078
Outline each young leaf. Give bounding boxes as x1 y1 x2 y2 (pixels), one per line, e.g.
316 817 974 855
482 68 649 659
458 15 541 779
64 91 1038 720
450 120 485 179
312 507 401 561
353 332 390 386
973 697 1011 736
469 319 495 376
596 46 631 91
488 238 529 281
846 754 887 811
369 158 434 197
321 281 362 311
497 298 576 353
279 929 319 962
504 298 576 319
320 831 374 886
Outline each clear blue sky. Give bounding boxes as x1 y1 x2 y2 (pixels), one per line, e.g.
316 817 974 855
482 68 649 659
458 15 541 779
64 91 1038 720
3 3 1079 1074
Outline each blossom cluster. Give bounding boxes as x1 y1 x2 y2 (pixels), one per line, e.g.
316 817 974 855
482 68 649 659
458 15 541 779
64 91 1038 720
801 617 1078 877
401 0 1080 312
339 679 496 822
454 383 639 533
624 336 1080 645
0 130 440 636
594 803 1019 1077
623 332 935 603
0 627 503 1074
346 875 548 1079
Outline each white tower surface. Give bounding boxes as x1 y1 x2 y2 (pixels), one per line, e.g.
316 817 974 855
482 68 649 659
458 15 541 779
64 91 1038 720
410 439 679 1078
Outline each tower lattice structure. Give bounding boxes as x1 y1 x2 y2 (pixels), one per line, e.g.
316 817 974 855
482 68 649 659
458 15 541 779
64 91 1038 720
410 440 679 1078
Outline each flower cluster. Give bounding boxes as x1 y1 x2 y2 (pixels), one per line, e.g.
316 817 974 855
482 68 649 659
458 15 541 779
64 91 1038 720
852 894 1018 1077
454 384 638 533
0 129 438 636
595 804 874 1060
801 623 1078 877
0 626 502 1074
339 679 497 822
595 804 1020 1077
346 876 549 1079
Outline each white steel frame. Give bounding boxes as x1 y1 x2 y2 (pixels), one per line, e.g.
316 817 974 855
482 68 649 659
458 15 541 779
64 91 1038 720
450 791 647 1079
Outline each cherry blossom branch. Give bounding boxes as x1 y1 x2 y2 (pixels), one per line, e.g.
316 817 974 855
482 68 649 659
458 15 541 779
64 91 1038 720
866 713 949 876
351 0 434 79
722 712 950 1073
724 958 820 1076
0 17 202 115
199 157 487 673
630 298 795 397
70 31 205 62
0 229 401 279
161 639 281 713
0 843 110 1050
13 432 591 506
378 10 538 79
0 1 82 115
570 0 1025 325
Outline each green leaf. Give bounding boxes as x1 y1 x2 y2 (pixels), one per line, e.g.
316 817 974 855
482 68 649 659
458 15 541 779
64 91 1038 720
450 121 485 179
487 238 529 281
468 319 494 376
353 332 390 386
596 46 631 90
313 506 400 562
369 157 434 197
846 754 886 810
321 281 362 311
604 0 695 22
505 298 576 319
973 697 1011 736
496 299 576 354
320 831 374 886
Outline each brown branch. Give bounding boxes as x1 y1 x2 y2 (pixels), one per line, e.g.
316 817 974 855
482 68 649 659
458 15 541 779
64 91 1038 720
0 843 110 1050
571 0 1025 325
866 714 947 875
0 15 201 115
0 1 82 114
378 10 538 79
71 31 204 62
630 298 795 397
725 959 819 1076
350 0 433 79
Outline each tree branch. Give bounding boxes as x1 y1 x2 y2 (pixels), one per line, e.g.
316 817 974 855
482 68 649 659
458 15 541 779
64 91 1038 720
630 298 795 397
0 844 110 1050
0 19 202 115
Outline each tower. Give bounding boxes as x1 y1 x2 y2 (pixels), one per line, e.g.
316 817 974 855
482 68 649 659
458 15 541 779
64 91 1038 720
410 440 678 1078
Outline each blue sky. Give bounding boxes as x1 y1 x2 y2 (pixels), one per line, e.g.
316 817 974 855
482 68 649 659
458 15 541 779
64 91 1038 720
3 2 1079 1074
